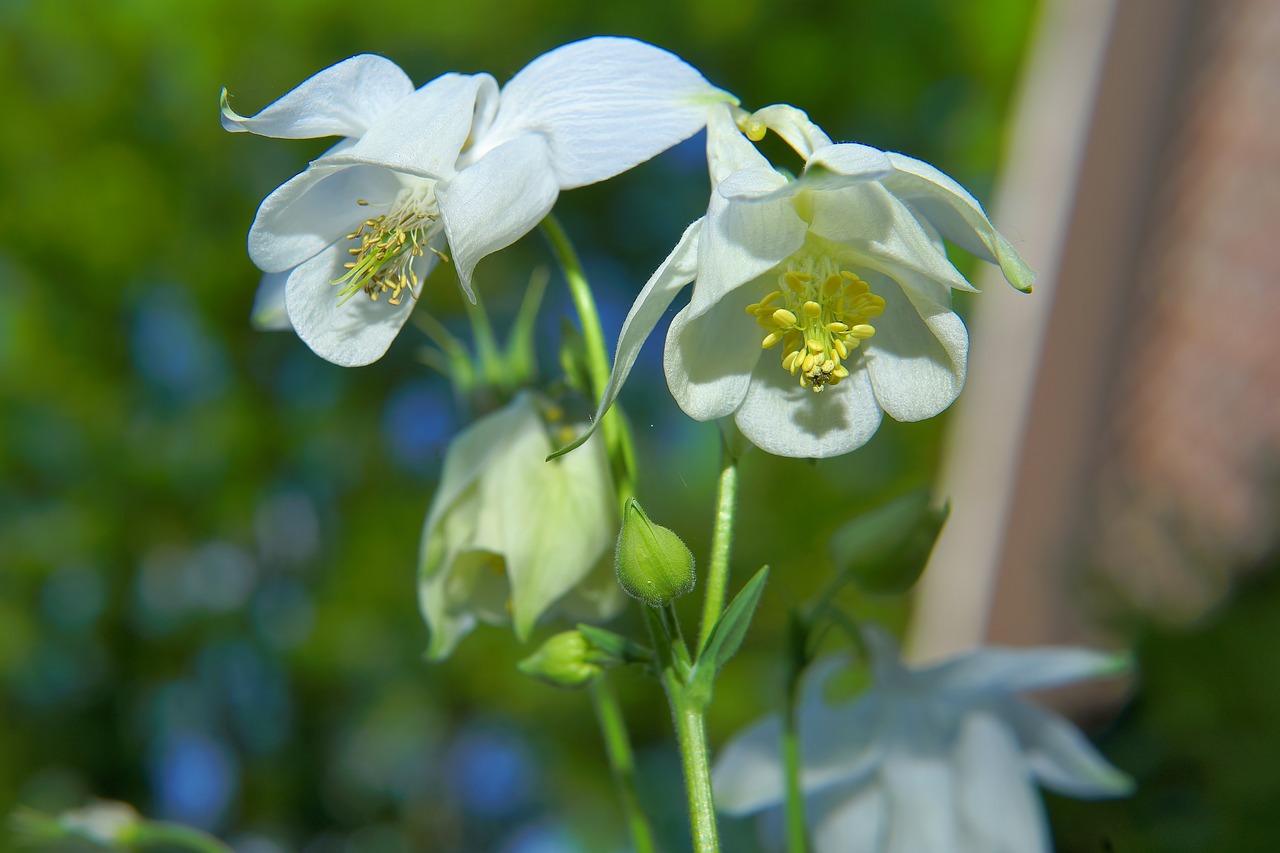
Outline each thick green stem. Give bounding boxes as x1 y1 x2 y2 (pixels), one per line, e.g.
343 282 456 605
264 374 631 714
697 435 741 652
130 823 234 853
782 692 809 853
672 693 721 853
591 679 657 853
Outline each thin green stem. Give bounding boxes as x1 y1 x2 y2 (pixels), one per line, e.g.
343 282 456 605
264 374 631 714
696 434 741 652
782 691 809 853
591 678 657 853
539 214 634 507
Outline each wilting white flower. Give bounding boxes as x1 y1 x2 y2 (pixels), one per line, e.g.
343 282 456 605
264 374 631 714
713 627 1133 853
417 392 624 659
583 104 1034 458
224 38 732 366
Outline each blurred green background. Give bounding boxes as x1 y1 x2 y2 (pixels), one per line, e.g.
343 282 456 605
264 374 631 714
2 0 1273 850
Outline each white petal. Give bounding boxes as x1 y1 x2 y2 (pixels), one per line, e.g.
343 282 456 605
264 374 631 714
558 220 703 457
480 36 732 189
221 54 413 138
863 272 967 423
489 408 616 640
809 182 976 294
250 271 291 330
284 240 427 367
795 659 884 793
746 104 833 160
708 102 773 184
712 714 787 816
880 752 961 853
717 145 892 205
437 133 561 300
248 163 403 273
319 73 497 180
689 191 804 320
806 143 894 182
555 552 628 624
809 782 887 853
882 152 1036 292
1006 701 1135 799
954 711 1050 853
663 293 761 423
926 646 1130 699
734 356 883 459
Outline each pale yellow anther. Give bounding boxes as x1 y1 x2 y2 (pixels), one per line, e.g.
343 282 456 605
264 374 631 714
806 339 825 353
833 364 850 379
851 324 876 338
802 353 816 373
772 308 798 327
823 275 843 295
802 301 823 318
762 331 784 349
833 339 850 359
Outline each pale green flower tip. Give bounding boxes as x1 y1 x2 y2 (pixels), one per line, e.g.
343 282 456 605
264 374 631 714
517 630 602 689
545 427 590 462
996 239 1037 293
219 87 248 131
615 498 696 607
1095 650 1134 678
687 86 740 109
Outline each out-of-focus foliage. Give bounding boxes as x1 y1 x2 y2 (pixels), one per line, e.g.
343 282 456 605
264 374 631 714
9 0 1210 850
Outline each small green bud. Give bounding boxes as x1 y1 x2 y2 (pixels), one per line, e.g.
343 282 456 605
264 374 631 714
517 630 603 689
615 498 696 607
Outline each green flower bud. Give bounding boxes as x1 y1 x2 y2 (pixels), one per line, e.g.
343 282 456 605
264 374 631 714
517 630 603 689
615 498 696 607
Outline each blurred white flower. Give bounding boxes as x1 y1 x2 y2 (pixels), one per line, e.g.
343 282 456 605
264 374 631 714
713 627 1133 853
417 392 624 659
224 38 733 366
585 104 1034 458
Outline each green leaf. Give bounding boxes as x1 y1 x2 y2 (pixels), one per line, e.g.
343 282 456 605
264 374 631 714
557 317 592 394
576 623 654 665
695 565 770 684
827 490 949 595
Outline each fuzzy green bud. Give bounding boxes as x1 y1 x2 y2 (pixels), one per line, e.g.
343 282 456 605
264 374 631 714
517 630 603 689
615 498 696 607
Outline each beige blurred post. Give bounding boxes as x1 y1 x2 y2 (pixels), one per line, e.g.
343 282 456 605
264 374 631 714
908 0 1197 660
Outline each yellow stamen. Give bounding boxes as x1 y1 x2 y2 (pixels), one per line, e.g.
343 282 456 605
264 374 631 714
331 184 444 306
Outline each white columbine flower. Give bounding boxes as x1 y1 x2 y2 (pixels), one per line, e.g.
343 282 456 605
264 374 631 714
583 104 1034 458
224 38 732 366
713 628 1134 853
418 392 624 659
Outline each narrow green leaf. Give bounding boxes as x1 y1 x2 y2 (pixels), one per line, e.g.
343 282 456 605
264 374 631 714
697 565 770 677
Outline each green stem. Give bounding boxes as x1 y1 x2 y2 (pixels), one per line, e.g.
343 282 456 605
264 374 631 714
539 214 635 507
591 679 657 853
782 690 809 853
696 433 741 652
671 694 721 853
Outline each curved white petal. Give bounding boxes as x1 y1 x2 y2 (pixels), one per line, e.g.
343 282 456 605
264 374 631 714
250 271 291 330
926 646 1130 699
690 191 803 320
745 103 833 160
954 712 1050 853
663 292 761 423
708 102 772 185
437 133 560 300
863 273 967 423
809 182 976 294
793 658 885 794
557 219 703 458
809 782 887 853
221 54 413 138
712 714 787 816
716 167 792 201
320 73 497 180
248 163 403 273
1006 702 1135 799
882 152 1036 292
807 143 894 183
284 240 426 366
734 356 883 459
555 552 628 624
481 36 732 189
881 752 961 853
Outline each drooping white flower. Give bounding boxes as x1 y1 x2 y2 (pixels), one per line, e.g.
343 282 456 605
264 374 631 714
582 104 1034 458
713 628 1133 853
224 38 733 366
417 392 624 659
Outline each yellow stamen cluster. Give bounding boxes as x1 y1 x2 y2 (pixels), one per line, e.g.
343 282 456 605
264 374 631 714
332 197 441 306
745 260 886 392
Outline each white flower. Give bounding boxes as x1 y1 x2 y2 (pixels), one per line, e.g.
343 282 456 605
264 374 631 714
713 628 1133 853
224 38 733 366
585 104 1034 458
417 392 625 659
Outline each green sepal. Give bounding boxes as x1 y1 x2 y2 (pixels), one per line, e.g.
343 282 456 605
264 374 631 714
576 623 655 666
828 491 948 595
